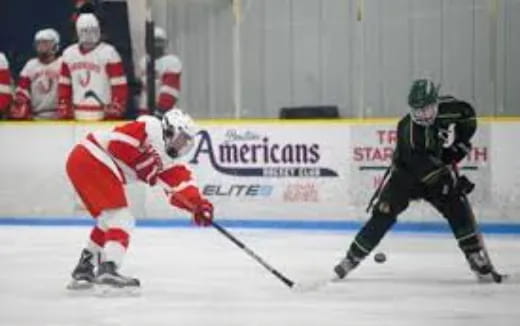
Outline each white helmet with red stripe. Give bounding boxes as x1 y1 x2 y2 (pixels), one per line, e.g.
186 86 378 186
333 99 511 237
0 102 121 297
161 108 196 159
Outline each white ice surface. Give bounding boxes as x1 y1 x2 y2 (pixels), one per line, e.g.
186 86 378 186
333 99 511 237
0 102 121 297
0 226 519 326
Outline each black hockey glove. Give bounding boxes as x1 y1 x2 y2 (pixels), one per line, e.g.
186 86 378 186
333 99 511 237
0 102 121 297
454 175 475 195
442 141 472 164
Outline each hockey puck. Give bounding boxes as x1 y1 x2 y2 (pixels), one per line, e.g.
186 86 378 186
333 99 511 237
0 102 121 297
374 252 386 263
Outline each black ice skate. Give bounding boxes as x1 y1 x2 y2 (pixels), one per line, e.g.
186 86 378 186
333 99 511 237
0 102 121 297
95 261 140 289
465 250 504 283
67 249 96 290
334 253 360 279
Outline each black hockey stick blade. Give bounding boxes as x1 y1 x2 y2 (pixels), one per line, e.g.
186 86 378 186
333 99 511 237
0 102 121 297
84 90 104 106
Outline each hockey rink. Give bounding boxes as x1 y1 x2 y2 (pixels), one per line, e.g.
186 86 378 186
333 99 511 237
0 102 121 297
0 225 519 326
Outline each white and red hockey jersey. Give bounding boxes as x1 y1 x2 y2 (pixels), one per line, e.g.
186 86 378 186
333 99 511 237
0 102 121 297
58 42 128 120
138 54 182 115
13 57 62 119
0 52 12 114
81 115 201 210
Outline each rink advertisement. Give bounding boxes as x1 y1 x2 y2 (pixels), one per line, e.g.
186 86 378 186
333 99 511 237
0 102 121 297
349 122 492 220
145 123 352 220
0 119 513 222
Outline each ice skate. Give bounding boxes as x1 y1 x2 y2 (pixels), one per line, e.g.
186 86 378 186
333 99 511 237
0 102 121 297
95 261 140 295
333 253 360 279
67 249 96 290
465 250 504 283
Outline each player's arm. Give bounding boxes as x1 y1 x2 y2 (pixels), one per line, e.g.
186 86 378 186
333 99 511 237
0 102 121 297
395 117 448 184
0 54 12 116
57 60 74 119
442 101 477 164
105 46 128 119
12 62 33 119
156 56 181 113
106 121 163 185
157 164 213 227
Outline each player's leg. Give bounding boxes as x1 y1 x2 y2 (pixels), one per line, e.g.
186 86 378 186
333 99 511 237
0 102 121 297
426 193 503 282
69 225 107 288
95 207 140 288
334 169 412 278
66 145 130 288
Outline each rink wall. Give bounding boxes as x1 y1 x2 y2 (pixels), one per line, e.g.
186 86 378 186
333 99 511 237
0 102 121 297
1 118 520 232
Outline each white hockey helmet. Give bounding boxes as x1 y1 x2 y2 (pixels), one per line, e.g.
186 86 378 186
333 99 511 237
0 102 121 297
76 13 100 47
154 26 168 55
34 28 60 54
154 27 167 41
161 108 197 159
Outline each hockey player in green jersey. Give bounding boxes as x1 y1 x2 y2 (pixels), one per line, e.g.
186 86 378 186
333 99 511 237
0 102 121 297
334 79 504 283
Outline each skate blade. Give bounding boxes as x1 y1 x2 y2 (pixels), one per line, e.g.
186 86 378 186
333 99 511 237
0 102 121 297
476 271 508 284
94 283 141 298
66 279 95 291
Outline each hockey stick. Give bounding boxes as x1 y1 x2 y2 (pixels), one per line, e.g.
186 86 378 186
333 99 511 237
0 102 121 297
366 164 391 213
451 163 503 283
171 193 295 288
33 108 58 116
84 90 105 106
209 219 295 288
145 9 156 116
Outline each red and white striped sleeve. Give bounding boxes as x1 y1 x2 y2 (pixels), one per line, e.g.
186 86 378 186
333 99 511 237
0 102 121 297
105 45 128 118
157 55 182 112
12 60 33 119
157 164 203 212
106 121 147 167
57 57 73 119
0 53 12 114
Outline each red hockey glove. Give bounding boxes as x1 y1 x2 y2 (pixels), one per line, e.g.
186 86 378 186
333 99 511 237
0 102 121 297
57 100 73 119
134 147 161 185
11 96 31 119
192 199 214 227
104 102 124 119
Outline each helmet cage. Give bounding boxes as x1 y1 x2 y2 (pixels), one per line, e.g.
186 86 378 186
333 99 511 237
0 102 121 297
162 114 195 159
410 103 438 126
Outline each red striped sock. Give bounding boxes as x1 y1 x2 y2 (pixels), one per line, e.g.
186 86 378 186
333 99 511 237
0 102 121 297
104 228 130 267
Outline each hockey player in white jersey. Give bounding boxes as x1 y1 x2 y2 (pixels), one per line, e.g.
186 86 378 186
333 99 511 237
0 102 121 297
58 13 128 120
138 26 182 116
66 109 214 291
12 29 62 120
0 52 12 118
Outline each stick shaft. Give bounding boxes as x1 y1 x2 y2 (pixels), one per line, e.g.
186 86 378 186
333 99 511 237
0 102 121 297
171 192 294 288
209 220 294 288
145 12 156 114
366 164 391 212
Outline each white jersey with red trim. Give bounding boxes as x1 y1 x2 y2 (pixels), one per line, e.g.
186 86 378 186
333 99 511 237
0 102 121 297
15 57 62 119
80 115 199 209
59 42 127 120
138 54 182 114
0 52 12 113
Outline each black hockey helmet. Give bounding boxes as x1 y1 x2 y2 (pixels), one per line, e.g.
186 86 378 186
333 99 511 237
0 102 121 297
408 79 439 126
